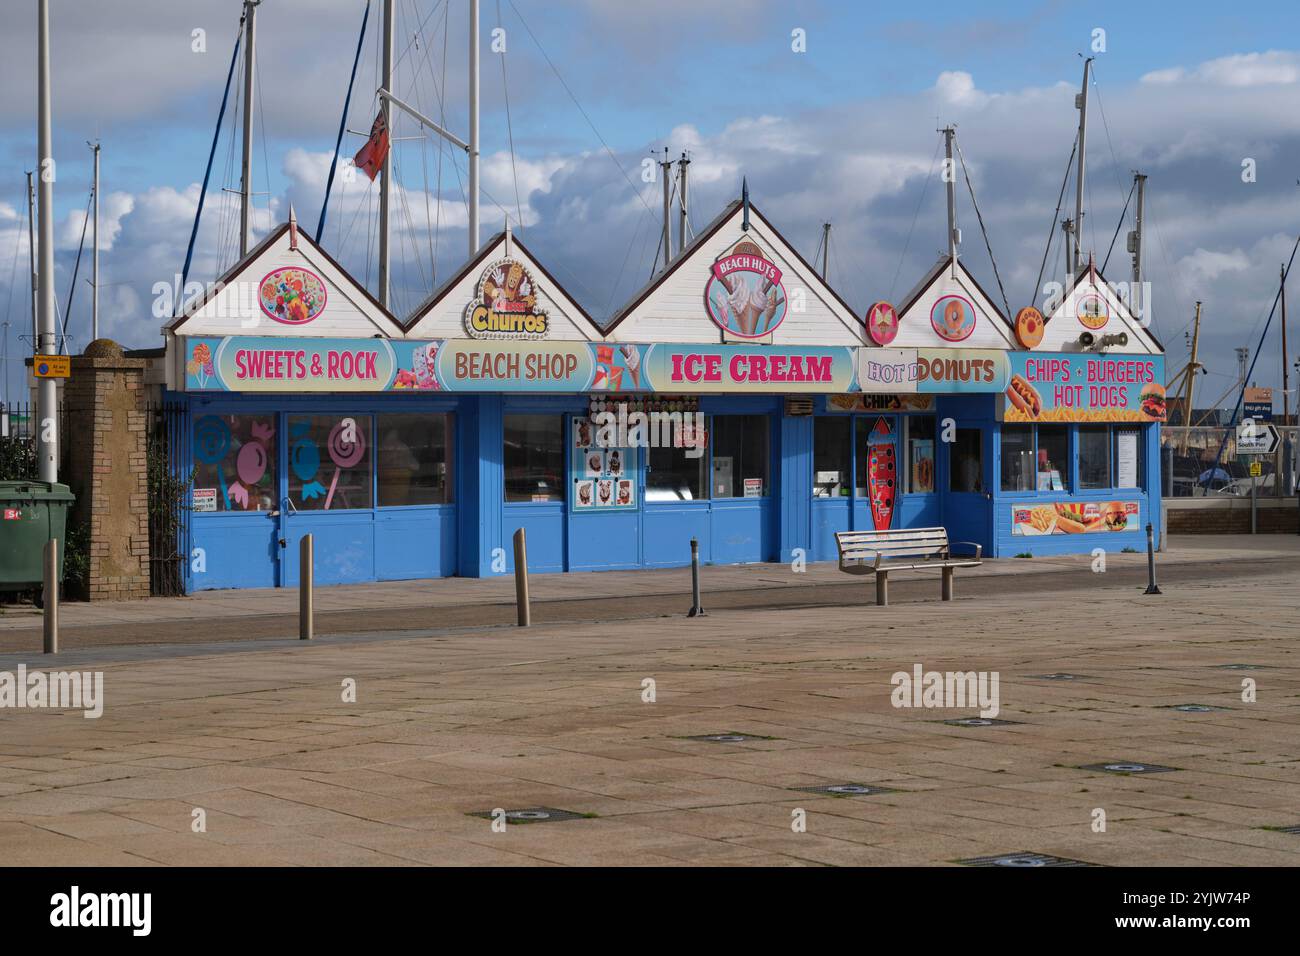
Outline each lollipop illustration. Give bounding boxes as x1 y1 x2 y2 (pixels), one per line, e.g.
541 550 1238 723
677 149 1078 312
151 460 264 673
229 420 273 508
323 419 366 510
193 415 232 509
290 421 326 501
191 343 212 388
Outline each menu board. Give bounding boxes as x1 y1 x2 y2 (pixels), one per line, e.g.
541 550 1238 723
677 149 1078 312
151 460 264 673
572 418 636 511
1117 431 1139 488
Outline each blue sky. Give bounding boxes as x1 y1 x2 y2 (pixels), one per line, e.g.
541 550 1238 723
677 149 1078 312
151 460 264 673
2 0 1299 408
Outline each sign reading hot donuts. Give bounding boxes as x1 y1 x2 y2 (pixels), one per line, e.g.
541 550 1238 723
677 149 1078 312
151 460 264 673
704 238 788 338
856 348 1010 394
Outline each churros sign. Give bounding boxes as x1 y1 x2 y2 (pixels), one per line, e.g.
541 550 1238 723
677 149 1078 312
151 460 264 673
465 258 549 339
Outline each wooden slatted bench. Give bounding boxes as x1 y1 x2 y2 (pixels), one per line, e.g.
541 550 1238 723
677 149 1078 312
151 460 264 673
835 527 982 606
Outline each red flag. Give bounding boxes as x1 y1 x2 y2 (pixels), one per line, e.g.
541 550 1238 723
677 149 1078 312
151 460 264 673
353 110 390 181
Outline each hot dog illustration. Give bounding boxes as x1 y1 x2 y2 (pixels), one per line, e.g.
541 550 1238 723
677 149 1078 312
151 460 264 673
1005 374 1042 418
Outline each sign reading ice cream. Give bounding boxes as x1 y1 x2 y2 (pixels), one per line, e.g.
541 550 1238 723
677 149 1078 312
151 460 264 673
643 344 854 393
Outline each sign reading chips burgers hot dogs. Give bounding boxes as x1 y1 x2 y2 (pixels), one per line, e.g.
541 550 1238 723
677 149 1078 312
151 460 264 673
1003 353 1165 423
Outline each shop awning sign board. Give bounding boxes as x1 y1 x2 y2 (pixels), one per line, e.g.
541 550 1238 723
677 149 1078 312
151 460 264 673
857 348 1010 394
1236 420 1279 455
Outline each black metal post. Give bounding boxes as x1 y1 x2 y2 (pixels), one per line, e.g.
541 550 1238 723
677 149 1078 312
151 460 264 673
1143 522 1162 595
688 537 705 617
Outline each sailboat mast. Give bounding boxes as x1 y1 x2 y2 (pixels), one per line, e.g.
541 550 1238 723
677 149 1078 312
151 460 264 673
468 0 480 257
91 140 100 341
26 171 37 349
1282 264 1290 426
1073 57 1093 275
378 0 394 307
942 125 957 278
240 1 259 256
36 0 58 482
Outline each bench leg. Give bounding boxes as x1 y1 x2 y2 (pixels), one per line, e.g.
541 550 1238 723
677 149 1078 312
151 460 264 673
942 566 954 601
876 571 889 607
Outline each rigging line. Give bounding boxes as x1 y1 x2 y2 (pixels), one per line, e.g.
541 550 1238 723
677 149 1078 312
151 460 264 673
507 0 658 222
180 17 243 311
955 141 1011 320
391 0 446 77
604 185 652 317
497 0 525 234
320 0 370 244
888 136 943 302
1100 177 1136 274
59 188 94 353
1087 64 1131 206
406 0 436 284
1202 230 1300 482
412 0 468 221
1033 133 1076 309
255 45 272 230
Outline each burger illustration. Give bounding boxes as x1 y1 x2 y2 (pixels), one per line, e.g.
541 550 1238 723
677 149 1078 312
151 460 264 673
1102 501 1129 532
1139 383 1166 422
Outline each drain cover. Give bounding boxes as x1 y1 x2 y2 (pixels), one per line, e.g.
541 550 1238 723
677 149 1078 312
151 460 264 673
959 852 1096 867
940 717 1022 727
687 733 765 743
1028 673 1093 681
470 807 586 824
792 783 897 796
1078 762 1176 774
1165 704 1230 713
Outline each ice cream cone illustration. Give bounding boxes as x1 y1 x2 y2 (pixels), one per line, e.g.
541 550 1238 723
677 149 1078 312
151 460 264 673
620 344 641 388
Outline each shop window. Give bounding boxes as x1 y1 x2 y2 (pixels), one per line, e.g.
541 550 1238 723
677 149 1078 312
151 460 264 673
647 440 707 501
1036 425 1069 491
813 417 850 497
712 414 769 498
1000 425 1035 492
905 416 936 494
504 414 564 502
191 413 278 513
377 414 453 506
1115 428 1142 489
287 415 372 510
949 428 983 493
1078 426 1112 490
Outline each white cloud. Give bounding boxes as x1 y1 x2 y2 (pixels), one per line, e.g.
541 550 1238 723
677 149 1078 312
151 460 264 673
1143 51 1300 87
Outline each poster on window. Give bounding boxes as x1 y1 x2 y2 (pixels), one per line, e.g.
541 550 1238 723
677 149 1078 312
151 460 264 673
1117 432 1139 487
571 419 636 511
910 439 934 494
1011 501 1139 535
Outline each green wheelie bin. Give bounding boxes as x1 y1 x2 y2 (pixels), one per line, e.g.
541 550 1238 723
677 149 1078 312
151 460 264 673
0 480 74 602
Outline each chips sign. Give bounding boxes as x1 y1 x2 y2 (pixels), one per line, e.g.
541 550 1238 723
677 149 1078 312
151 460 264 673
33 355 71 379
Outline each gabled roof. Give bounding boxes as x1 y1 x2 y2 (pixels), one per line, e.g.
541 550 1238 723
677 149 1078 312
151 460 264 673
890 253 1015 349
603 197 865 343
403 230 604 340
1042 259 1164 354
165 221 405 338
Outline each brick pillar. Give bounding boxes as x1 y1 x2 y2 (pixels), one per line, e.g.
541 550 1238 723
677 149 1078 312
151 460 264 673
64 340 150 601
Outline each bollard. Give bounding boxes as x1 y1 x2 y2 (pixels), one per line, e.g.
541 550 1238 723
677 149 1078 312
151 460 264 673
687 537 705 617
513 528 530 627
1143 522 1162 595
43 538 58 654
299 534 314 640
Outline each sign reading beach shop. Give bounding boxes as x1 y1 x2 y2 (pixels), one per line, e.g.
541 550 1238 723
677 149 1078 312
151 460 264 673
1004 353 1166 423
704 238 788 338
641 344 854 393
464 258 549 339
856 348 1010 394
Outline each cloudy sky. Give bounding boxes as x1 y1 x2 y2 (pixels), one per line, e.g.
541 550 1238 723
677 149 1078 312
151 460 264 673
1 0 1299 410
